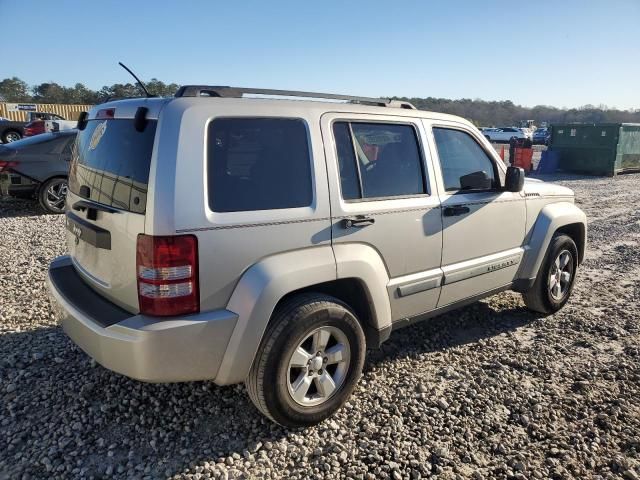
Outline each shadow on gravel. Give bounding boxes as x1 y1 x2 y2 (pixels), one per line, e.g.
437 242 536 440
527 172 606 182
0 300 542 478
366 300 541 368
0 197 45 218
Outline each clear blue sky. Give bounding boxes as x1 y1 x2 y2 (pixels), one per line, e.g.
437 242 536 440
3 0 639 109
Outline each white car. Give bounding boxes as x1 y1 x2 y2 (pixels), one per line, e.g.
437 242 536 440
482 127 527 143
518 128 533 140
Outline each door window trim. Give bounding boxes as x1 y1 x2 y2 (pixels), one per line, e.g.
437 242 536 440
430 124 503 195
330 118 431 202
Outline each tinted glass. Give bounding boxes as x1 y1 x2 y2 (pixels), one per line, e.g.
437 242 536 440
334 122 425 200
433 128 497 192
208 118 312 212
69 119 157 213
332 122 360 200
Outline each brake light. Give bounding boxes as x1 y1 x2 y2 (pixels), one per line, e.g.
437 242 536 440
136 235 199 316
96 108 115 119
0 161 18 172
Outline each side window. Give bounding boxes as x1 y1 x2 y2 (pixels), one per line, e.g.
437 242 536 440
332 122 426 200
433 128 498 192
207 118 313 213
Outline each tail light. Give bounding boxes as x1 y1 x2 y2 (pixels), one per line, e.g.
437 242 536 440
24 121 45 137
0 161 18 172
136 234 199 316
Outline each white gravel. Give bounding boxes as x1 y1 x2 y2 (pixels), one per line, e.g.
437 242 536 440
1 174 639 479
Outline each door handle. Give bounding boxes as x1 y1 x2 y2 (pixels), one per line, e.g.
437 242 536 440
342 216 375 228
443 205 470 217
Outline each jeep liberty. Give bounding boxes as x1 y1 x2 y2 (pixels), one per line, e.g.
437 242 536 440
47 86 587 426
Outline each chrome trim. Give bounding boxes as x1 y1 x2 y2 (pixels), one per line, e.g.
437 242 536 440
442 248 524 285
388 268 443 297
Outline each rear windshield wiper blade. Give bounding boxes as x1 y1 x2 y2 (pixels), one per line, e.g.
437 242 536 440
72 200 120 215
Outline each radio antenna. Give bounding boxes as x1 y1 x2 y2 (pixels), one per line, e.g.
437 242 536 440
118 62 153 98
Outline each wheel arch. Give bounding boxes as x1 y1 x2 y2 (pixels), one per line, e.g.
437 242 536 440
518 201 587 281
214 244 392 385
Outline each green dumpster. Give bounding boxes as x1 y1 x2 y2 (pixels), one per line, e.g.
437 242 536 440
549 123 640 176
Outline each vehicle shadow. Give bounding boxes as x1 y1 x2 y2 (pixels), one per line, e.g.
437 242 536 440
0 197 45 218
366 299 541 369
528 172 604 182
0 298 542 479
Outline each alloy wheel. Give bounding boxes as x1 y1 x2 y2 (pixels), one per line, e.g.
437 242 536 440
549 249 573 300
46 181 68 213
5 132 21 143
287 326 351 407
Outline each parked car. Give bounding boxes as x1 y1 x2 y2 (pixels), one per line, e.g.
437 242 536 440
0 112 75 143
0 130 76 213
47 87 587 427
24 117 77 138
483 127 527 143
518 127 533 140
533 127 550 145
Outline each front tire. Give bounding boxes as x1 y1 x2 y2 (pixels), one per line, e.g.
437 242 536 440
246 293 366 427
523 233 578 314
38 177 68 214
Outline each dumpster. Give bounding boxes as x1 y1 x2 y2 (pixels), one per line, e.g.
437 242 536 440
549 123 640 176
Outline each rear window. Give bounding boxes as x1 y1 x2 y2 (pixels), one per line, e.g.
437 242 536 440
207 118 313 212
69 119 157 213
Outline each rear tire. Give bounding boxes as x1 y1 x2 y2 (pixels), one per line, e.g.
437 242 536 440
38 177 68 214
2 130 22 143
246 293 366 427
523 234 578 314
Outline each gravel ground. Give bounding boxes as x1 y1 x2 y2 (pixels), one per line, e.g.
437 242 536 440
1 173 639 480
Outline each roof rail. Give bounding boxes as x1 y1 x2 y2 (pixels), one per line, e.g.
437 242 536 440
174 85 416 109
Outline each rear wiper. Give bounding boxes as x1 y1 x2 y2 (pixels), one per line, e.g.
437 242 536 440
72 200 120 220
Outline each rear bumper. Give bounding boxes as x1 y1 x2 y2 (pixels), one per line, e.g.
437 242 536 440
47 255 238 383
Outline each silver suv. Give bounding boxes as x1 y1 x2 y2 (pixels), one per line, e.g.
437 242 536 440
48 86 587 427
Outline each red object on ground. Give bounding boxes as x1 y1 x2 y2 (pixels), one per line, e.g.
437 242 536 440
513 147 534 171
499 145 505 161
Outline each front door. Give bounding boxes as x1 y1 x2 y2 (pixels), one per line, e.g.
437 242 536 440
425 120 526 307
321 113 443 321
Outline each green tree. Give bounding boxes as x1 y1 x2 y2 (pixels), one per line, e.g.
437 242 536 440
32 82 69 103
0 77 32 102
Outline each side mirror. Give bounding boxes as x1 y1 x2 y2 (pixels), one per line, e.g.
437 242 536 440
505 166 525 192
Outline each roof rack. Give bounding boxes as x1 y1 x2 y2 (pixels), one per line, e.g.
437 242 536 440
174 85 416 109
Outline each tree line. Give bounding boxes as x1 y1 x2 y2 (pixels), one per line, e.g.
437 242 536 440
0 77 179 105
393 96 640 127
1 76 638 126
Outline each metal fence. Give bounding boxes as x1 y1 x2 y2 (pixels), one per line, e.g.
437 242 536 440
0 103 93 122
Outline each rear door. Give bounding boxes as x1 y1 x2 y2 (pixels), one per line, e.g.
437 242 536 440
66 105 160 313
322 113 443 321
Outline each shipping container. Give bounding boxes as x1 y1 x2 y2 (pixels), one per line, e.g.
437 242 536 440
549 123 640 176
0 102 93 122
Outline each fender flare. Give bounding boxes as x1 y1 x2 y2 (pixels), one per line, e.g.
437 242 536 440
518 201 587 281
215 246 337 385
214 243 392 385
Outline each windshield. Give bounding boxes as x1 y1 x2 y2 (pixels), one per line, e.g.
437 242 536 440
68 119 157 213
